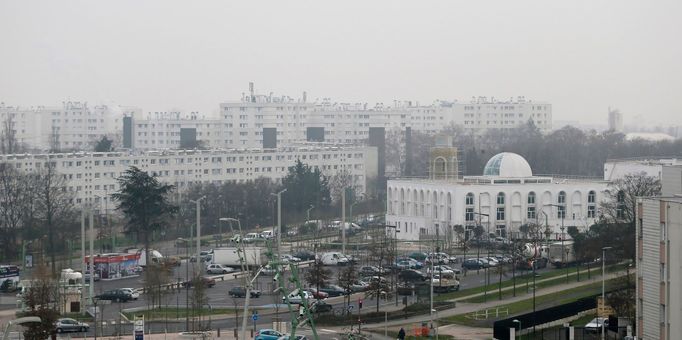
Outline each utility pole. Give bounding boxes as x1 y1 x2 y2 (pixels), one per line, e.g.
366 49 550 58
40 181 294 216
342 189 346 255
190 196 206 274
81 208 86 314
271 189 287 258
89 206 94 304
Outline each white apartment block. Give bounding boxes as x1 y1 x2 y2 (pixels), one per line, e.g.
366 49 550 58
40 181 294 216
0 102 138 151
133 95 551 150
386 152 608 241
636 196 682 339
0 145 377 214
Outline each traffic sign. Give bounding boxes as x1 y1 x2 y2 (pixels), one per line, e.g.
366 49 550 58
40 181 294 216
252 313 259 321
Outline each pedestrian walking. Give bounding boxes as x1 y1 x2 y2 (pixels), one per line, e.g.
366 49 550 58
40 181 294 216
398 327 406 340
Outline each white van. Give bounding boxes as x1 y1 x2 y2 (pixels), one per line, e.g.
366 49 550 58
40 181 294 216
243 233 261 243
319 252 349 266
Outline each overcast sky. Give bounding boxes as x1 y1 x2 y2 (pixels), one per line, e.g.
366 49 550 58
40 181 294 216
1 1 680 126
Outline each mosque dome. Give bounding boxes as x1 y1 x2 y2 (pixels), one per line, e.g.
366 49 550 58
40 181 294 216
482 152 533 177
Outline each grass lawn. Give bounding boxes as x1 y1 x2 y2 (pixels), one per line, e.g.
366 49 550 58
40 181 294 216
436 263 623 302
123 307 235 320
442 277 626 327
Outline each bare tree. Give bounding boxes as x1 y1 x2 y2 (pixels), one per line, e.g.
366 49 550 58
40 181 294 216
328 168 357 203
600 172 661 225
20 264 59 340
35 162 76 276
337 263 357 312
0 164 37 260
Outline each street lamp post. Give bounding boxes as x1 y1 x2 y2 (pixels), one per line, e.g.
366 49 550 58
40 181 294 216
473 212 490 302
601 246 612 340
512 319 521 339
189 196 206 274
271 189 287 258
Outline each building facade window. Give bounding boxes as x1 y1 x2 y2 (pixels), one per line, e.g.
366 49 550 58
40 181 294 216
527 206 536 219
465 207 475 222
497 192 505 205
496 207 505 221
616 191 626 219
528 191 535 205
466 193 474 205
558 191 566 219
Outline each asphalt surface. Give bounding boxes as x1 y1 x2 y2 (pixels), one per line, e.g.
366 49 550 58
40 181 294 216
1 239 556 339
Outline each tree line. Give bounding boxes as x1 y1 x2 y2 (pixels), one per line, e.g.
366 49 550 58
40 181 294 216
387 121 682 178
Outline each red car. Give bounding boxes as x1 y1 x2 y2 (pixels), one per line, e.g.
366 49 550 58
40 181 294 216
307 288 329 300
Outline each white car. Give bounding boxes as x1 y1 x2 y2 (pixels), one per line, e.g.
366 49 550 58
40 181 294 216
584 317 609 333
243 233 262 243
206 264 236 274
119 288 140 300
485 257 500 266
427 265 456 278
283 289 313 304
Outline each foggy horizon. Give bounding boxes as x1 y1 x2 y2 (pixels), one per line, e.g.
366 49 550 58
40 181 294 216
1 0 681 126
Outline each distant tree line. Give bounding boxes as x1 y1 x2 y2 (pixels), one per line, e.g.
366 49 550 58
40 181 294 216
388 121 682 177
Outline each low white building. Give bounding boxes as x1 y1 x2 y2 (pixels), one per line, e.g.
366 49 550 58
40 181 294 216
0 145 377 213
386 152 609 241
603 157 682 181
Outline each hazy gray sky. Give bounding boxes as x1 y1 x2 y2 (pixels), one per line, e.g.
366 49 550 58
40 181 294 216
1 1 680 125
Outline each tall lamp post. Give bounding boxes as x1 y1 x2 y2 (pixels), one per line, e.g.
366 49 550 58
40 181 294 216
545 204 567 283
189 196 206 274
271 189 287 258
601 246 612 340
473 212 490 302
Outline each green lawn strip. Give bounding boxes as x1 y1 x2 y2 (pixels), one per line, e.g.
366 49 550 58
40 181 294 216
442 277 625 327
436 263 621 302
462 265 623 303
123 307 235 320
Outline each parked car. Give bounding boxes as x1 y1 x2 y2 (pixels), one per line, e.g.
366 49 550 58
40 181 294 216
55 318 89 333
360 265 389 276
462 258 485 270
119 288 140 300
190 250 213 263
349 280 370 292
254 329 284 340
407 252 428 261
280 254 302 263
243 233 262 243
584 318 609 333
398 269 427 282
228 286 261 298
492 237 512 245
206 264 235 274
283 289 313 304
95 289 133 302
306 288 329 300
426 265 456 278
396 257 424 269
362 276 389 285
310 300 333 313
293 250 316 261
485 257 500 267
319 285 348 297
186 276 216 288
277 336 308 340
83 270 100 282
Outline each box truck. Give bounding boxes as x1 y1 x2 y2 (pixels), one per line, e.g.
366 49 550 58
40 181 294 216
211 247 266 267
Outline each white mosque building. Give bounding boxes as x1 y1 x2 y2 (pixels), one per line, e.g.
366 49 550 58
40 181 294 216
385 152 610 241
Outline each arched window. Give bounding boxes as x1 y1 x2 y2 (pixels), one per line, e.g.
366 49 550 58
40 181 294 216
527 191 536 219
497 192 505 205
465 193 474 206
528 191 536 205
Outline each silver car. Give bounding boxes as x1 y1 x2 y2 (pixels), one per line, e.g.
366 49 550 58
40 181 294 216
56 318 89 333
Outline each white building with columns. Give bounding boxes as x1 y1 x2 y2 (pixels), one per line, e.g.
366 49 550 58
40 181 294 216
386 152 609 241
